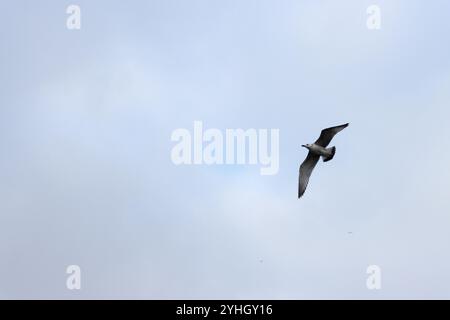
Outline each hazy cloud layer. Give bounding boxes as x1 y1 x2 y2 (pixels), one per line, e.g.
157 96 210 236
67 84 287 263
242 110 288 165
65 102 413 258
1 1 450 298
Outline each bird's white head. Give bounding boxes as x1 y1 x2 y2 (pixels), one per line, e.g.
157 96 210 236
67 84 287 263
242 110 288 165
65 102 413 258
302 144 312 149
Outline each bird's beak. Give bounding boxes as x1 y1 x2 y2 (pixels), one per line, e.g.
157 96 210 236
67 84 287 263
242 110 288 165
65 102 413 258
301 145 307 148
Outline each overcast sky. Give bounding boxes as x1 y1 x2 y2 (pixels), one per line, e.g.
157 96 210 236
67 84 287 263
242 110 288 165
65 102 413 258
1 0 450 299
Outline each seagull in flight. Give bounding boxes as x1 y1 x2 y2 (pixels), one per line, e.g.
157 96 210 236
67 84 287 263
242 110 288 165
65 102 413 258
298 123 349 198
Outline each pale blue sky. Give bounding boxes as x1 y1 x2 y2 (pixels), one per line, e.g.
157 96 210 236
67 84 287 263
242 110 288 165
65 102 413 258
1 0 450 299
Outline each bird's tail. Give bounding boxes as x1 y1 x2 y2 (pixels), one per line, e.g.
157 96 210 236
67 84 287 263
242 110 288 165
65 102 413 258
323 146 336 162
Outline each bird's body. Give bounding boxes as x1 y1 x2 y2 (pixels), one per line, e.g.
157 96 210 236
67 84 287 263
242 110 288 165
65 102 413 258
305 143 334 159
298 123 349 198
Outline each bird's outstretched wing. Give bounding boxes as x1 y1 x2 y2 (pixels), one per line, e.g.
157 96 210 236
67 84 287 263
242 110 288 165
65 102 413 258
315 123 349 147
298 152 320 198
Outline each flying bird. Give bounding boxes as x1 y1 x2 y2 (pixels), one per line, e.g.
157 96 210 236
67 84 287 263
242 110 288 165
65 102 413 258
298 123 349 198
